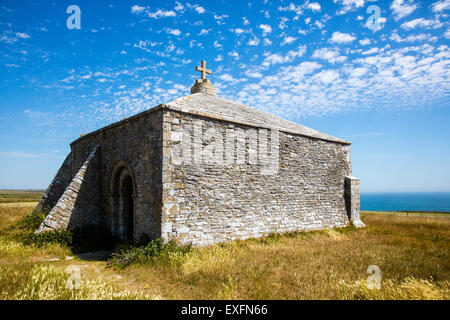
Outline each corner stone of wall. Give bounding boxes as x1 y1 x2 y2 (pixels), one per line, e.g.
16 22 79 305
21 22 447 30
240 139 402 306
36 144 103 233
34 152 73 213
345 176 365 228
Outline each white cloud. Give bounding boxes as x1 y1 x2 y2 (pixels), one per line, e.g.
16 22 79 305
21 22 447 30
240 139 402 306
228 51 240 60
315 21 325 29
131 5 145 13
263 38 272 46
245 70 263 78
364 15 386 31
174 2 184 12
390 32 438 43
431 0 450 12
362 47 379 55
263 54 286 66
214 14 229 24
258 24 272 36
248 37 260 46
349 67 368 78
281 36 297 45
148 9 176 19
220 74 239 82
166 28 181 36
390 0 418 20
15 32 30 39
279 17 289 29
278 3 303 16
307 2 321 12
401 18 444 30
231 28 245 34
262 45 306 67
312 48 347 63
359 38 371 45
330 31 356 43
195 6 205 14
315 70 340 84
334 0 365 15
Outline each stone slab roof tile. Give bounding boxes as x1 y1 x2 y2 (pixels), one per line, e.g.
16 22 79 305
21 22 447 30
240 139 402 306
165 93 350 144
71 93 350 146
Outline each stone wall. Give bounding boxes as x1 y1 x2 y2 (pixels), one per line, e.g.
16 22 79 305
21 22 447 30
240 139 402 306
37 145 102 232
35 102 359 245
345 176 364 228
35 152 73 212
161 110 353 246
68 110 163 240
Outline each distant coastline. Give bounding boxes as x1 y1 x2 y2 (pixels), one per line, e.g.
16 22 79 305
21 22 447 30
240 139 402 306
1 190 450 213
361 192 450 213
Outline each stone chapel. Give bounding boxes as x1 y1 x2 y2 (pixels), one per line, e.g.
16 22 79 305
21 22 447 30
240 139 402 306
35 61 363 246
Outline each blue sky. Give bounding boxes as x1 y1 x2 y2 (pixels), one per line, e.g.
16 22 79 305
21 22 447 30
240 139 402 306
0 0 449 192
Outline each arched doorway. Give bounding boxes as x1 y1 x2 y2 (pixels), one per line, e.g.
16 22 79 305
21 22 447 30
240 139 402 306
121 175 134 241
110 163 136 242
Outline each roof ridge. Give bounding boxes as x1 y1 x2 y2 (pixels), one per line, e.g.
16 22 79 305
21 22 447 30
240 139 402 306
165 93 350 144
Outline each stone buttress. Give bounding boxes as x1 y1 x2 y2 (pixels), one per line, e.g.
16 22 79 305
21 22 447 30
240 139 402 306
36 145 103 233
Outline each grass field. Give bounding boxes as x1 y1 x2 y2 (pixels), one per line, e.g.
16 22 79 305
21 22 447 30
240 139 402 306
0 203 448 300
362 210 450 217
0 190 43 204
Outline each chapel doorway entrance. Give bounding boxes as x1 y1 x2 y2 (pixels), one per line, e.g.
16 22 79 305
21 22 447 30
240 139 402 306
121 175 134 242
111 163 136 243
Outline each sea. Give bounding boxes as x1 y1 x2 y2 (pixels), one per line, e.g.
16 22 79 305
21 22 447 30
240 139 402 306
360 192 450 212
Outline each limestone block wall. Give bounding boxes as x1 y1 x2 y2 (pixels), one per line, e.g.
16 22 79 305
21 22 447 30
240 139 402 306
68 110 163 240
345 176 364 228
161 110 353 246
35 152 73 212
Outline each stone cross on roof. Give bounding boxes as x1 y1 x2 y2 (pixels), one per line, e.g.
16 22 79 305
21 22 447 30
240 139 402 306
195 60 211 80
190 60 216 95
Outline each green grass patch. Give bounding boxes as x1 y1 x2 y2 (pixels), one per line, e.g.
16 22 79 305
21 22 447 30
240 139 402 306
361 210 450 217
26 225 118 254
0 191 43 203
107 238 192 269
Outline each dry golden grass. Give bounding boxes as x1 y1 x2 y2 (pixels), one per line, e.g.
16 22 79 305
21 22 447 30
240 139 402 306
0 205 448 300
0 202 39 208
0 206 69 264
0 264 155 300
111 215 449 299
0 206 159 300
0 205 31 229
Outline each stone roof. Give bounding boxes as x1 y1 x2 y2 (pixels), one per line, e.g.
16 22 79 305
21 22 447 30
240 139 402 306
71 92 350 146
164 93 350 144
